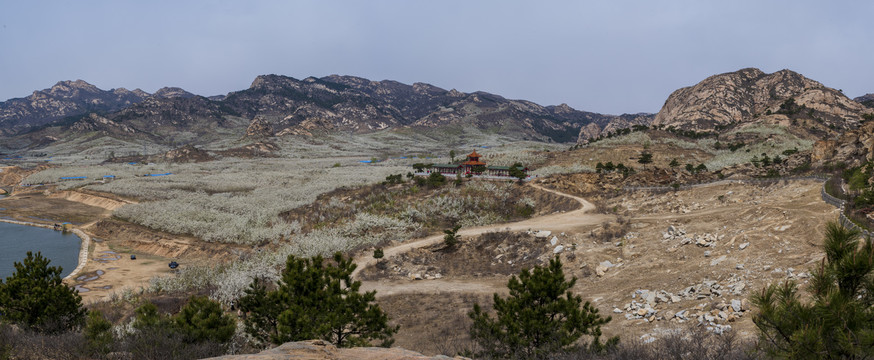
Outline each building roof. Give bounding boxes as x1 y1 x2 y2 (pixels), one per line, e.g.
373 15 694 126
462 160 487 166
432 164 462 168
467 150 482 158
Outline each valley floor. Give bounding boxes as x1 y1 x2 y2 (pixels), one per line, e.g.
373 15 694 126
0 163 840 356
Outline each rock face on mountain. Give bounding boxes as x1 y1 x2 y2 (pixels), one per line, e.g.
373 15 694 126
246 116 274 137
0 80 149 135
813 121 874 167
653 68 867 133
576 113 653 143
69 113 138 136
99 95 235 142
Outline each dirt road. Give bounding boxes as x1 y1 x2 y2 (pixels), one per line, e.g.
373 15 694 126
353 183 612 286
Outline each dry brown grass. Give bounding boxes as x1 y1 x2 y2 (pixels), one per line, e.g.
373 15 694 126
376 292 491 356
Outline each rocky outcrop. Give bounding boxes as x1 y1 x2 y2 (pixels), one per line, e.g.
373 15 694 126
818 121 874 166
204 340 468 360
653 68 867 134
812 140 838 163
70 113 138 135
0 80 149 135
163 144 214 163
99 96 231 140
576 113 654 143
246 116 274 137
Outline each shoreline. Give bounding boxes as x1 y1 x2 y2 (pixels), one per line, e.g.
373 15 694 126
0 218 90 281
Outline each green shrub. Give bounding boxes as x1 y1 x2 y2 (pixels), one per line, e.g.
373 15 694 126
469 257 617 359
427 172 447 187
84 310 113 355
239 253 397 347
174 295 236 344
0 252 85 334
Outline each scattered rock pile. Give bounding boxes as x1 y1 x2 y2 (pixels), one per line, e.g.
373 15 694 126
615 276 751 333
662 226 722 247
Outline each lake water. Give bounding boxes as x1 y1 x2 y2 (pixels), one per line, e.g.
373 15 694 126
0 221 81 280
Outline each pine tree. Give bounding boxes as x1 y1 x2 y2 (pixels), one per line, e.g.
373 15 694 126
0 251 85 334
753 222 874 358
240 253 397 347
444 225 462 249
238 278 282 344
509 162 527 181
84 310 114 355
174 295 236 343
637 151 653 169
469 257 617 359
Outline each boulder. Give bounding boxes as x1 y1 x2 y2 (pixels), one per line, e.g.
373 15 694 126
204 340 465 360
731 299 742 313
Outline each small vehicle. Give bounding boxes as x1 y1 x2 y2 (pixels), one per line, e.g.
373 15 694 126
168 261 179 269
130 254 136 260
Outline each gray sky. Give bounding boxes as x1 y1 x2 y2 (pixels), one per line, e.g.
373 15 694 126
1 1 871 114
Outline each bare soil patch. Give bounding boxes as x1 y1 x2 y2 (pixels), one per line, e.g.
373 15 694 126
0 193 109 225
87 218 246 261
73 235 179 304
360 231 550 281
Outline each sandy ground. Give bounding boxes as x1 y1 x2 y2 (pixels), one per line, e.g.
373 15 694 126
70 235 178 303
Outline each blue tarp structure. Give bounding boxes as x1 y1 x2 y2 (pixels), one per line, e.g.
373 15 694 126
127 162 137 165
59 176 87 180
145 172 173 177
103 175 115 178
359 160 372 163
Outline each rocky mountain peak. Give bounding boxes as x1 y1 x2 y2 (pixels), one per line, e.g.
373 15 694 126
249 74 297 90
153 87 195 99
0 80 151 135
554 103 574 114
653 68 865 133
447 88 465 97
47 80 102 97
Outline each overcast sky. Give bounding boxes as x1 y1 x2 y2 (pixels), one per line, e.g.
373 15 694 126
1 1 871 114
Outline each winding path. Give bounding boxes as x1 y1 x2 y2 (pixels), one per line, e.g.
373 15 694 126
352 183 613 295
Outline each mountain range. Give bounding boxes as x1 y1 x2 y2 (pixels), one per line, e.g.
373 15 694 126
0 76 652 147
1 68 871 150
